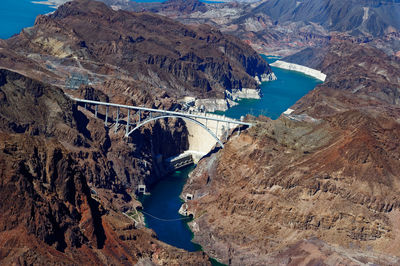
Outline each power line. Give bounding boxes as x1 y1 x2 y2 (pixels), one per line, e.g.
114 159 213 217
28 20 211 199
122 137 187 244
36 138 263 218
140 210 191 222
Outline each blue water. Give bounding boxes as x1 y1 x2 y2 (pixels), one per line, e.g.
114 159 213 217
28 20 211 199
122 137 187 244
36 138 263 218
0 0 54 39
214 55 323 120
139 165 202 252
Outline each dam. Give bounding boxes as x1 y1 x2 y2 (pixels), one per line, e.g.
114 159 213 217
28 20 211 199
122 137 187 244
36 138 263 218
139 58 324 257
184 111 242 154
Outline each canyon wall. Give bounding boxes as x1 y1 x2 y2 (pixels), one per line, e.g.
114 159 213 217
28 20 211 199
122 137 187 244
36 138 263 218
0 1 282 264
0 69 209 265
180 41 400 265
5 0 274 100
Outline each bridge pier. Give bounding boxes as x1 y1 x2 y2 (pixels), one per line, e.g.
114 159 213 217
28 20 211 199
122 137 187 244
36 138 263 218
105 106 109 125
95 105 98 118
115 107 119 133
227 122 230 140
126 109 130 137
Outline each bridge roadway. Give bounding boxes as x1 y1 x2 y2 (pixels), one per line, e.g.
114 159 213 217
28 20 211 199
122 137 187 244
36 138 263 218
68 96 252 148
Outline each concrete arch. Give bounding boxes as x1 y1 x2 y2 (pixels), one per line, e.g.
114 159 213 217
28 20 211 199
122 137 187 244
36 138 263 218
126 115 224 148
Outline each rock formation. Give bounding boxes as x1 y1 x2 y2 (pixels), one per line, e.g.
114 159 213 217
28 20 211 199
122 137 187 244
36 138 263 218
0 0 275 263
110 0 400 56
290 41 400 115
181 41 400 264
3 0 272 100
0 69 210 264
256 0 400 37
2 0 400 264
0 0 276 210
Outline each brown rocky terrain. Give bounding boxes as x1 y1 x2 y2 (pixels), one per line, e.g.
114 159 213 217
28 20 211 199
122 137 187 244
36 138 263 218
0 68 210 265
1 1 275 263
0 0 278 206
107 0 400 57
102 0 332 56
0 0 275 217
181 41 400 264
2 0 272 99
2 0 400 265
289 41 400 117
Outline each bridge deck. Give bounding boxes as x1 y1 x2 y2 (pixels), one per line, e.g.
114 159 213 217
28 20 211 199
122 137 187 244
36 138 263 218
68 96 252 126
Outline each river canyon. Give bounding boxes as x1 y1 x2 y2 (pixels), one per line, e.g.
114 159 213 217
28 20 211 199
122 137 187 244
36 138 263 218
1 0 400 265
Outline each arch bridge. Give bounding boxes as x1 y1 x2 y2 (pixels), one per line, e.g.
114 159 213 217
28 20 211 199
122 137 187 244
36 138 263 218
68 96 252 148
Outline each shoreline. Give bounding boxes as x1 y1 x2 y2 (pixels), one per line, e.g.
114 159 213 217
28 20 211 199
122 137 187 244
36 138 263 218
31 0 66 9
270 60 326 82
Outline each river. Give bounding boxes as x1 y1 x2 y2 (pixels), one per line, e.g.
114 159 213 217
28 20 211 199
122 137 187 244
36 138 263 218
139 165 201 252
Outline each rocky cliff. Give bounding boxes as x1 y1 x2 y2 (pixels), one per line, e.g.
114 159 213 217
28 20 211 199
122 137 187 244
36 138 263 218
257 0 400 37
0 0 279 199
291 41 400 115
181 41 400 264
4 0 400 264
112 0 400 57
4 0 272 99
0 69 209 265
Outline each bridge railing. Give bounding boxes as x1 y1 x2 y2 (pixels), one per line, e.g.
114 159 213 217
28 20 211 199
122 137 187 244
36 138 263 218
67 95 252 148
68 96 252 126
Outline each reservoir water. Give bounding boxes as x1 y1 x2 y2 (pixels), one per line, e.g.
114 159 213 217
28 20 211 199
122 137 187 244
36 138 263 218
214 56 323 120
0 0 53 39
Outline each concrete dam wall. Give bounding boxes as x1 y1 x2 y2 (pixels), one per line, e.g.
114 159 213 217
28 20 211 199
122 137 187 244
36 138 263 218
185 112 239 155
